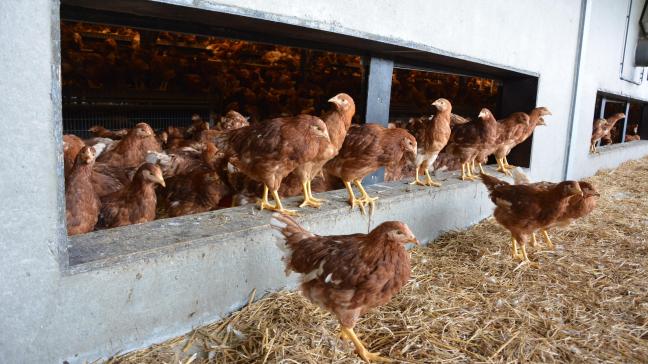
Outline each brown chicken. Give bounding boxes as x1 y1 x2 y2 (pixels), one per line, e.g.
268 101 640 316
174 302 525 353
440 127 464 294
164 170 230 217
66 146 100 235
600 112 626 145
590 118 608 153
162 143 230 217
411 98 462 187
99 163 165 228
63 134 85 179
625 123 640 142
271 213 418 362
512 169 599 249
491 112 530 176
89 125 128 140
325 124 417 214
480 172 583 262
501 107 551 170
444 108 498 180
288 93 356 208
218 110 250 131
91 163 134 198
215 114 331 215
96 122 162 168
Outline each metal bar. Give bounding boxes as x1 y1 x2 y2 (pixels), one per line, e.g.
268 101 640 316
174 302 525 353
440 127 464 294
364 57 394 185
597 97 607 148
621 101 631 143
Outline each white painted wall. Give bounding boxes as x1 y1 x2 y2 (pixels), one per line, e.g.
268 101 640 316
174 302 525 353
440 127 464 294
568 0 648 179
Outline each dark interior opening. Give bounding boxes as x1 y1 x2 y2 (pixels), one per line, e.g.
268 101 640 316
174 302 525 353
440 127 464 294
61 20 367 137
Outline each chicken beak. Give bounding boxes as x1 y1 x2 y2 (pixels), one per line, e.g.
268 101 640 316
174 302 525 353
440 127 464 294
407 236 420 245
328 96 342 106
154 173 166 187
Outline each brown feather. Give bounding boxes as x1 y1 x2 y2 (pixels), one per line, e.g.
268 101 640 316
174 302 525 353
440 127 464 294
66 146 100 235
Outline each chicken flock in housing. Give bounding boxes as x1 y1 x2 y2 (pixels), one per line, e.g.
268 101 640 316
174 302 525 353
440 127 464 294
60 22 613 364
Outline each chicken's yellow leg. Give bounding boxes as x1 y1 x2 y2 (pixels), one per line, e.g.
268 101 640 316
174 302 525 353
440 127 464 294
511 236 521 259
478 162 488 175
355 180 378 214
409 167 426 186
344 181 366 215
530 233 537 247
541 229 555 250
424 169 442 186
299 181 322 208
270 189 297 215
461 163 470 181
504 156 515 169
496 158 512 176
307 180 327 203
341 327 391 363
257 185 276 211
519 241 531 263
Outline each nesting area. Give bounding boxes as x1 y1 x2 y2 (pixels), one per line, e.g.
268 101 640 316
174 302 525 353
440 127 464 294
108 157 648 363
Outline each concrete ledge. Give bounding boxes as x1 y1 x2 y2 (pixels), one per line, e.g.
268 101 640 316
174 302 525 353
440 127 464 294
60 168 498 362
578 140 648 178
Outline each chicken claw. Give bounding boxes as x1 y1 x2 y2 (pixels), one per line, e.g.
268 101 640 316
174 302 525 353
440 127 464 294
341 327 392 363
299 181 322 208
344 181 367 215
355 180 379 214
424 170 442 186
460 163 479 181
503 156 515 170
409 169 428 186
307 181 327 204
258 185 298 215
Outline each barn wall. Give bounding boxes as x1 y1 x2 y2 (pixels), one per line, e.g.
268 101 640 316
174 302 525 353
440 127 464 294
2 0 648 363
567 0 648 179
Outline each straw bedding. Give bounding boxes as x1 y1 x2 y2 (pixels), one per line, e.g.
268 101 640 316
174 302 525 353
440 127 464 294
109 157 648 363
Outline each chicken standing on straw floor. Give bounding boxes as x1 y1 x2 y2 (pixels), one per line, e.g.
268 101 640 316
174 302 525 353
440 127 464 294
271 213 419 363
480 172 583 263
512 169 599 249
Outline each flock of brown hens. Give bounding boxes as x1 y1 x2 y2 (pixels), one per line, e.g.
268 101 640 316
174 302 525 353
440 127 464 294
63 89 608 361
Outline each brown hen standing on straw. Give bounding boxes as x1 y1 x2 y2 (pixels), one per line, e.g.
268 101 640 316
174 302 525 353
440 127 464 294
480 172 583 263
271 213 418 363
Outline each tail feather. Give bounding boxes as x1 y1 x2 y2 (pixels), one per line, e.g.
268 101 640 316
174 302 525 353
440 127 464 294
270 213 314 274
511 168 530 185
480 172 509 193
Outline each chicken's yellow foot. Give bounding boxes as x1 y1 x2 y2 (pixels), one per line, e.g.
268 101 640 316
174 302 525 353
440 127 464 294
541 229 555 250
503 156 515 170
257 185 277 211
269 189 298 215
307 181 327 203
344 181 366 215
340 327 392 363
496 158 512 176
530 233 537 247
424 169 442 186
409 168 427 186
299 181 322 208
355 180 378 214
461 163 478 181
